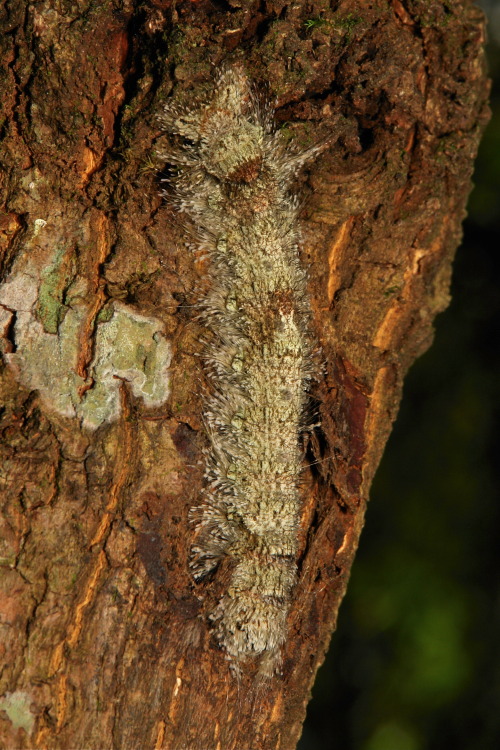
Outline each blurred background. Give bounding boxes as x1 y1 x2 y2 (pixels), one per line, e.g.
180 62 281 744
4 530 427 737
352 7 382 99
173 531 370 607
300 3 500 748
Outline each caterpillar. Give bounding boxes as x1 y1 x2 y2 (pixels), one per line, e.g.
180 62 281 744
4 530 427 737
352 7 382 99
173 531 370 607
159 65 320 675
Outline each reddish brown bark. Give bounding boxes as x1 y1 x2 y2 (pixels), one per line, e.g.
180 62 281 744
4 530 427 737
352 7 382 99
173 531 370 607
0 1 489 749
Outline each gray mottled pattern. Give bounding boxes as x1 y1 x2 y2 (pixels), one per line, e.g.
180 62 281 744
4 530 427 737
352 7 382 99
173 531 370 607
159 67 318 675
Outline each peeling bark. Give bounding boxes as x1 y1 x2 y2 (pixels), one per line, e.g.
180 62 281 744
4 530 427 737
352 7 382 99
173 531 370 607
0 1 489 749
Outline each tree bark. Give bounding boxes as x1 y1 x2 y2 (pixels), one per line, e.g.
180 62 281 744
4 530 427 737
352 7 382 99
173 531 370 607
0 1 489 749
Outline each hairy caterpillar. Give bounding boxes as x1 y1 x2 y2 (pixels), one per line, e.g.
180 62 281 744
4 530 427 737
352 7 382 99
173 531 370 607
159 66 320 675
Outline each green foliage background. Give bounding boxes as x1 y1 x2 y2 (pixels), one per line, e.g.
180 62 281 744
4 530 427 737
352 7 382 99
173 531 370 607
300 9 500 750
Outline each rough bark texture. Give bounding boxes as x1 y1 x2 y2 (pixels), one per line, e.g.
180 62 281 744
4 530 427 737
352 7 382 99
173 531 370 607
0 1 489 749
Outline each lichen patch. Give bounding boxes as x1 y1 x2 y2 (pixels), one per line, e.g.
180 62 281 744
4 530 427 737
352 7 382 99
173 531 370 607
0 272 172 429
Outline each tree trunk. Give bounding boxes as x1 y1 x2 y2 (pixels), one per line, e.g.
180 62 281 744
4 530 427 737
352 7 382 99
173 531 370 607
0 1 489 748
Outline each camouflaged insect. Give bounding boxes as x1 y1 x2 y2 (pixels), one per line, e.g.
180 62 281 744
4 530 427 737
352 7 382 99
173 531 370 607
159 65 321 675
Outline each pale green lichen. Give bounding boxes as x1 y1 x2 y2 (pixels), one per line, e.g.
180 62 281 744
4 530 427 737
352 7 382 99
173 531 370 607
80 302 172 428
33 218 47 236
0 691 34 734
0 269 172 429
36 244 76 334
13 303 83 420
